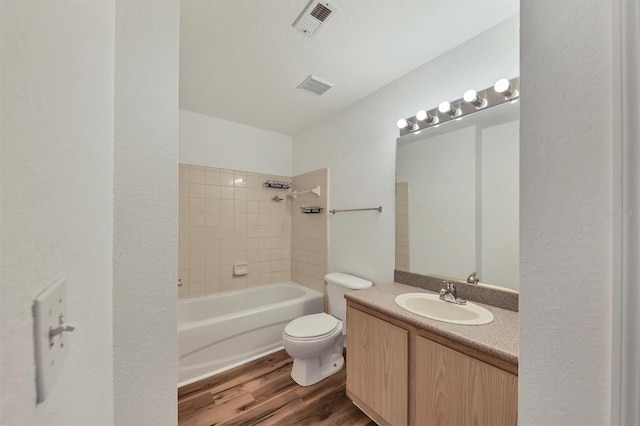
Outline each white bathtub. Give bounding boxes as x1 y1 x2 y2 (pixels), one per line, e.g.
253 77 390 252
178 282 323 387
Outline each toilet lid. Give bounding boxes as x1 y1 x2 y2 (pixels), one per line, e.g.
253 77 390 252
284 313 339 339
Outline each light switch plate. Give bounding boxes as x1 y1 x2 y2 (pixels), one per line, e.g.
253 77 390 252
33 278 71 403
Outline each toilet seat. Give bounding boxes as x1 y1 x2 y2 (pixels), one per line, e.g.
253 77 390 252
284 313 340 340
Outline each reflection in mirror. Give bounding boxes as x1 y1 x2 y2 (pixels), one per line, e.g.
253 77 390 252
396 100 520 291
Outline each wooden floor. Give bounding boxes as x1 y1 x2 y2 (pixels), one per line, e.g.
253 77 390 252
178 350 375 426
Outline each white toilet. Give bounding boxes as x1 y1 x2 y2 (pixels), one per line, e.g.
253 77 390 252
282 272 373 386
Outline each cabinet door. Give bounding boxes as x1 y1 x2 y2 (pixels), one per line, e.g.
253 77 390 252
347 307 408 426
414 335 518 426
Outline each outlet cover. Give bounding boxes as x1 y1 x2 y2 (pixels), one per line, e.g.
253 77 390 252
33 278 72 403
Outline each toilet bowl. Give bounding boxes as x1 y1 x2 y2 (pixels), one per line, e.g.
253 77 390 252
282 313 344 386
282 273 373 386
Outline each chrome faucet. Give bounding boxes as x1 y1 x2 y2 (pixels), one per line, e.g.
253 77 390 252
439 281 466 305
467 272 479 285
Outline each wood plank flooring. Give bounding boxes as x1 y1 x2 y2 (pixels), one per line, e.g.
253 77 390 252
178 350 375 426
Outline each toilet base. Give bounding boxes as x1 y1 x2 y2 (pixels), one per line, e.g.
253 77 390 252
290 349 344 387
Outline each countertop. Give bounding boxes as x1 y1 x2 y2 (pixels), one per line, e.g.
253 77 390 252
345 282 519 366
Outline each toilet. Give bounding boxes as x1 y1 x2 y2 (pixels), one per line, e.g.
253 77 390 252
282 272 373 386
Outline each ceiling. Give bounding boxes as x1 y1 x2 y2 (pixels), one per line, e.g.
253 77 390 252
179 0 519 136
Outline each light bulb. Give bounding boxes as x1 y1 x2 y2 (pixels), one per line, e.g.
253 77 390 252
494 78 516 97
463 89 486 108
397 118 418 131
438 101 458 116
463 90 477 103
416 110 438 124
494 79 509 93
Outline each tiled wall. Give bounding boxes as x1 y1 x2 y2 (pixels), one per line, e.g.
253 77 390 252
291 169 329 295
395 182 410 272
178 164 292 298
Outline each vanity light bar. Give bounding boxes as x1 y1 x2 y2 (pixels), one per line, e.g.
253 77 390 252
397 77 520 136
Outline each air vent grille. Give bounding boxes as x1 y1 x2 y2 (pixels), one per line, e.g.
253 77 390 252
297 75 333 96
292 0 338 37
310 3 332 21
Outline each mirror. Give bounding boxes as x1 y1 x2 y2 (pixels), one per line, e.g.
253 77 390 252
396 100 520 291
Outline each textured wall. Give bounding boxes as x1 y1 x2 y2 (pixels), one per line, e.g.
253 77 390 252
0 1 115 424
180 109 293 177
519 1 612 424
614 1 640 423
113 1 179 424
292 16 519 284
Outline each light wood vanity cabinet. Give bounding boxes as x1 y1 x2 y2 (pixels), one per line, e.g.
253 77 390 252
414 335 518 425
346 306 409 426
346 302 518 426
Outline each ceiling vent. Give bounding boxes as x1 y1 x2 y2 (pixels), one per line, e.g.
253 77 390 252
292 0 338 37
297 74 334 96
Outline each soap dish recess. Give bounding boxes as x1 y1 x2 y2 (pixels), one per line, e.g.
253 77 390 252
233 263 248 276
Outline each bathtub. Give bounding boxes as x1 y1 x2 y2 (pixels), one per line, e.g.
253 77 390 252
178 282 323 387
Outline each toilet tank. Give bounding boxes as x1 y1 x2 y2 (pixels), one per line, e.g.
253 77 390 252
325 273 373 322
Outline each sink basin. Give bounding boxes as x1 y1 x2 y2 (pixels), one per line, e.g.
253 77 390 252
394 293 494 325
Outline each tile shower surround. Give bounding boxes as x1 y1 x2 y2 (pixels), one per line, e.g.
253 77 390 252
290 168 329 295
178 164 292 298
178 164 328 298
395 182 410 272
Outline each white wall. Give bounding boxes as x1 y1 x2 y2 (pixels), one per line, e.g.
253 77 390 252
0 1 115 424
482 120 519 289
180 109 292 176
113 1 179 424
396 127 476 279
292 15 519 284
612 1 640 423
520 1 612 424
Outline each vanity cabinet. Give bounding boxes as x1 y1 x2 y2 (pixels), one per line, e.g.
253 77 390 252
346 302 517 426
414 335 517 425
346 306 408 426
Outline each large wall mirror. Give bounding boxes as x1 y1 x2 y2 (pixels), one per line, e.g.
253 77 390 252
396 99 520 291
